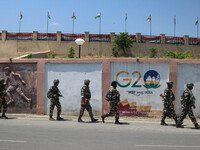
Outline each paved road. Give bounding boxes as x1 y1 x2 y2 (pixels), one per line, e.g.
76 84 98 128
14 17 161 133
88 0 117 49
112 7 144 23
0 115 200 150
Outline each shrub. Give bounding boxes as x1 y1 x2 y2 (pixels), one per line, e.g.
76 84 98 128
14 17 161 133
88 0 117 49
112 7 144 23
166 50 193 59
27 53 32 58
50 51 56 58
68 46 75 58
149 48 158 58
112 48 119 57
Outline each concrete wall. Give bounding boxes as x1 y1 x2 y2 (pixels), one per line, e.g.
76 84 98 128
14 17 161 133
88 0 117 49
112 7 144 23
44 63 102 115
177 64 200 116
1 58 200 117
110 62 169 116
0 31 199 58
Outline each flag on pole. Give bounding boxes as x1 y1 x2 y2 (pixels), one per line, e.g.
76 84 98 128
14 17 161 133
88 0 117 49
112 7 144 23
195 17 198 25
95 12 101 19
174 16 176 24
72 12 76 20
20 11 23 20
146 15 151 22
125 13 127 21
48 12 51 19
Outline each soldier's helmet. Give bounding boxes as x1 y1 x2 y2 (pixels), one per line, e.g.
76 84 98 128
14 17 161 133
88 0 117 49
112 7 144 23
187 83 194 88
53 79 59 85
0 78 4 84
84 79 90 85
167 81 173 86
111 81 117 86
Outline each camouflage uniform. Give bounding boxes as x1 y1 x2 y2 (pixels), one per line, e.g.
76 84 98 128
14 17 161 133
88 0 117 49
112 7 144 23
78 80 98 122
47 80 63 121
0 78 8 119
161 82 178 125
101 81 121 124
177 83 200 129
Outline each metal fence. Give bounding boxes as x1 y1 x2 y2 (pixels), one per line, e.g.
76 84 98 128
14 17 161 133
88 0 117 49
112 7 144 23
6 33 33 40
141 35 161 43
3 32 200 45
37 33 57 40
189 38 200 45
61 34 85 41
89 34 111 42
129 35 136 42
165 36 184 44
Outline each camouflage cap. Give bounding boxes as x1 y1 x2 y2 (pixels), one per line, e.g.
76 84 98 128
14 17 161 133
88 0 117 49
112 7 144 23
84 79 90 85
187 83 194 88
53 79 59 84
111 81 117 86
166 81 173 85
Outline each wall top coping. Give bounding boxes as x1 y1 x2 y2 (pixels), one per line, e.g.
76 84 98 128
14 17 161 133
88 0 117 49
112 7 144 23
1 58 200 64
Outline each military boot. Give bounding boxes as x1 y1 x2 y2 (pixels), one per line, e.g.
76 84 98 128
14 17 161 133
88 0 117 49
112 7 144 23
195 123 200 129
101 115 105 123
49 116 55 121
176 121 184 128
78 116 83 122
57 116 64 121
2 113 8 119
91 118 98 122
160 120 168 126
115 119 122 124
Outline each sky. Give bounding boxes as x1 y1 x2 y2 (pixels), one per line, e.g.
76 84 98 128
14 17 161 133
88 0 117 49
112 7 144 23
0 0 199 37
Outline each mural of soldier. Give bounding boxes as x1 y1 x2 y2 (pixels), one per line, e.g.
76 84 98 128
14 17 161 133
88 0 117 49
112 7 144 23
4 66 31 106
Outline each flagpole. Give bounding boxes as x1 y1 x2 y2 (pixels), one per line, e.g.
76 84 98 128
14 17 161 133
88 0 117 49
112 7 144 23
197 23 199 39
174 16 176 37
47 12 49 34
99 14 101 34
72 18 74 34
125 17 127 33
150 19 151 37
19 18 21 33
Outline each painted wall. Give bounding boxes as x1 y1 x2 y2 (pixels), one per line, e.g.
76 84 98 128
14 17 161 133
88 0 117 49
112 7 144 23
45 63 102 115
110 62 169 116
177 63 200 116
0 63 37 113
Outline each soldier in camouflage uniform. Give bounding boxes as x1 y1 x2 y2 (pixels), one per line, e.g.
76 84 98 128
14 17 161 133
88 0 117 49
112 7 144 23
78 80 98 122
101 81 121 124
47 79 64 121
0 78 8 119
161 81 178 126
177 83 200 129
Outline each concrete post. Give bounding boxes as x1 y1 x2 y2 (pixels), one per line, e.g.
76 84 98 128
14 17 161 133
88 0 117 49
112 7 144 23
160 34 166 44
85 32 89 42
2 30 7 41
184 35 189 45
136 33 141 43
33 31 38 40
110 32 115 42
57 31 62 42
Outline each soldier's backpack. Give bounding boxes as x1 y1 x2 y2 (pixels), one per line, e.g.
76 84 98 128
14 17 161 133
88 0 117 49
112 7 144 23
105 90 112 101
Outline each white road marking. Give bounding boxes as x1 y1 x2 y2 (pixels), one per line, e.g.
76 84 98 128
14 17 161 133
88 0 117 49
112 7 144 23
134 144 200 148
0 140 26 143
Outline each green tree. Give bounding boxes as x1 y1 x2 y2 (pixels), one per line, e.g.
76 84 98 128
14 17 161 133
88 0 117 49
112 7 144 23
50 51 55 58
68 46 75 58
113 32 133 56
